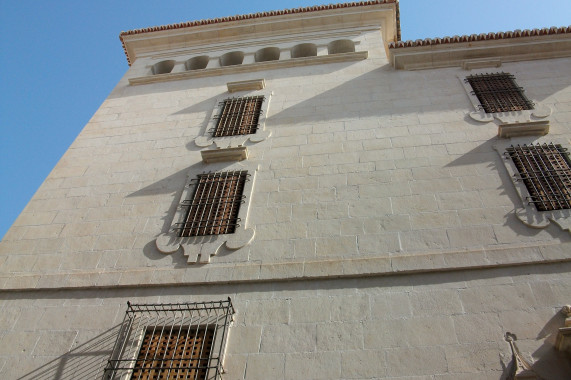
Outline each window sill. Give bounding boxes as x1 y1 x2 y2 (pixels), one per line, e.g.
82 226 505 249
128 51 368 85
201 146 248 163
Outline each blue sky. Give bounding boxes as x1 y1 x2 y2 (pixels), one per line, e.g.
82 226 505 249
1 0 570 239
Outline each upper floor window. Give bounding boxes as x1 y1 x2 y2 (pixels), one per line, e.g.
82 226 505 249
506 143 571 211
104 299 234 380
179 171 248 237
466 72 534 113
212 96 264 137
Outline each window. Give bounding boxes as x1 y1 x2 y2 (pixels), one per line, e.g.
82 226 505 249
155 163 257 263
104 299 234 380
506 143 571 211
178 171 248 237
212 96 264 137
466 72 534 113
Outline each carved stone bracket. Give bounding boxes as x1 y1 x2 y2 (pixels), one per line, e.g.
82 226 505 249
505 332 543 380
156 161 259 264
556 305 571 353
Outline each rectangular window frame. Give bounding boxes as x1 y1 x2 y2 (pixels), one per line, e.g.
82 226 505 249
465 72 534 114
211 96 265 137
194 88 271 149
104 299 234 380
178 171 249 237
155 162 259 264
505 143 571 211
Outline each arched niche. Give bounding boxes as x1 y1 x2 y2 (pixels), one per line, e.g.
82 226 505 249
291 43 317 58
185 56 209 70
220 51 245 67
152 60 176 75
328 39 355 54
255 47 280 62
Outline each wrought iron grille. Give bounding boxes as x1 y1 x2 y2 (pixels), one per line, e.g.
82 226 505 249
505 143 571 211
177 171 248 237
104 299 235 380
466 73 534 113
212 96 264 137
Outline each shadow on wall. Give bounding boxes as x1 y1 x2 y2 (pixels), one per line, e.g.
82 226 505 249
17 325 120 380
265 65 567 125
446 136 571 243
500 311 571 379
127 160 247 263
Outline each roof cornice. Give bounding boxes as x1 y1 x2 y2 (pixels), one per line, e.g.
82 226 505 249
389 26 571 70
119 0 400 65
389 26 571 49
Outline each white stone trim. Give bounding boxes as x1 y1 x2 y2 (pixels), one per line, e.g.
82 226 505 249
389 33 571 70
493 138 571 234
458 71 552 138
156 161 259 263
195 90 272 150
201 146 248 163
128 51 368 85
227 79 265 93
3 242 571 291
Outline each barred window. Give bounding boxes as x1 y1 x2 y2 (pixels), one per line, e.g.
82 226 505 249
466 72 534 113
212 96 264 137
104 299 234 380
178 171 248 237
506 143 571 211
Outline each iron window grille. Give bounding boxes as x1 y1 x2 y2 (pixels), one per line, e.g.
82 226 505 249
104 299 235 380
465 72 534 113
211 96 264 137
176 171 249 237
505 143 571 211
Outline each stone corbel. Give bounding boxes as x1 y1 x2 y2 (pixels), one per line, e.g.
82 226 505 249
555 305 571 353
505 332 544 380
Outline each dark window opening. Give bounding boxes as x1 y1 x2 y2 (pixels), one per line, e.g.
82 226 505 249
212 96 264 137
104 299 234 380
506 143 571 211
466 72 534 113
178 171 248 237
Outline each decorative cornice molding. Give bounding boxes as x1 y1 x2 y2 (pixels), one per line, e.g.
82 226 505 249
120 0 399 65
1 242 570 291
389 26 571 49
390 27 571 70
128 51 368 86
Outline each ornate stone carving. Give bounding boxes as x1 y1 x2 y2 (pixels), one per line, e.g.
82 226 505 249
460 73 551 138
493 139 571 235
505 332 543 380
156 162 259 264
555 305 571 353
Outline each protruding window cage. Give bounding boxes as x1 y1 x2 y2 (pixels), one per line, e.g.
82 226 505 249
176 171 249 237
211 96 264 137
466 72 534 113
104 299 235 380
506 143 571 211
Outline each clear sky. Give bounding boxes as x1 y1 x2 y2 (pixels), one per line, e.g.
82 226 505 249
1 0 570 240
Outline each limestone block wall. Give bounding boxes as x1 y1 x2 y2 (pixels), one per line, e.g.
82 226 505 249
1 263 569 379
1 22 571 379
1 28 570 287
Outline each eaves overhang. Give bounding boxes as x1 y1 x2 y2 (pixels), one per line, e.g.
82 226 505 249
119 0 400 65
389 26 571 70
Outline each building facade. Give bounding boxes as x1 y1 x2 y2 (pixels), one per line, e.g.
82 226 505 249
1 1 571 379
